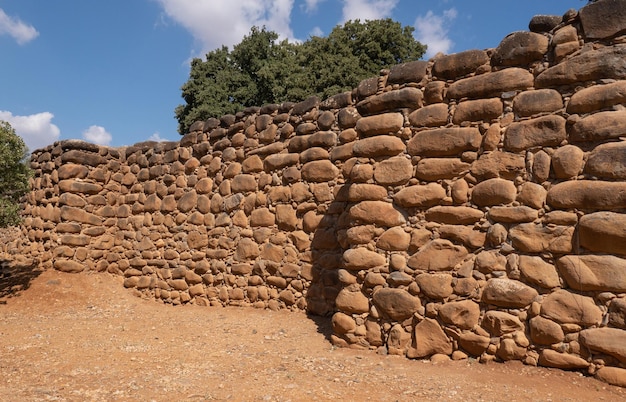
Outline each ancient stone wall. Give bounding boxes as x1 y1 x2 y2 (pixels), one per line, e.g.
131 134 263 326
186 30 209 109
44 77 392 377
4 0 626 388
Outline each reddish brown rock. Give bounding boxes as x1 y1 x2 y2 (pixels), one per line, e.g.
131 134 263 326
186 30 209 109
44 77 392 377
425 206 484 225
492 31 548 66
407 318 453 359
458 332 490 356
568 81 626 114
547 181 626 210
513 89 563 117
394 183 446 208
432 49 490 80
552 145 584 179
595 367 626 388
416 273 453 300
377 227 410 251
349 201 406 227
388 60 429 84
53 259 86 273
409 104 449 127
578 212 626 255
481 311 524 336
541 289 603 326
438 300 480 330
569 110 626 143
352 135 406 157
343 248 386 270
452 98 503 124
407 239 468 271
517 182 547 209
447 68 534 100
488 206 538 223
408 127 481 157
504 115 566 152
374 156 413 186
416 158 470 180
529 316 565 345
250 208 275 227
509 223 574 254
372 288 422 321
482 279 538 308
302 160 339 182
335 287 370 314
357 88 422 116
579 327 626 363
585 141 626 179
471 178 517 207
557 254 626 292
579 0 626 40
538 350 589 369
470 151 525 180
519 256 561 289
332 312 357 334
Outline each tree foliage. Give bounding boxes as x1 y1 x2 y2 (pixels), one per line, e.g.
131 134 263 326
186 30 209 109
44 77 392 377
0 121 31 227
176 19 426 134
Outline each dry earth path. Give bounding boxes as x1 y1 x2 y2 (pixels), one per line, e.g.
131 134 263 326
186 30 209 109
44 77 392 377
0 265 624 402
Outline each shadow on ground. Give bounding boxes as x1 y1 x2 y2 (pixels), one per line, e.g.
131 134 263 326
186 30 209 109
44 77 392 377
0 258 43 303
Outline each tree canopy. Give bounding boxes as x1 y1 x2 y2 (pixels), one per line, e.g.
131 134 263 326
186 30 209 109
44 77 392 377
176 19 427 134
0 121 31 227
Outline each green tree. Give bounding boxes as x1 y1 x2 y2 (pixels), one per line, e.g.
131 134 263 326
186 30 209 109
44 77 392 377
176 19 426 134
0 121 31 227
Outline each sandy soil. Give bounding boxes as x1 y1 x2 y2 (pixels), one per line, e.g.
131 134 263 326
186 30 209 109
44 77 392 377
0 261 625 402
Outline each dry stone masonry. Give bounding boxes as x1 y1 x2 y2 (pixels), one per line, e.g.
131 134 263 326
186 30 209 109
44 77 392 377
3 0 626 388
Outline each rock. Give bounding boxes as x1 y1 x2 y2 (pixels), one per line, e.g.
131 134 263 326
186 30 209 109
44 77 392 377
335 287 370 314
517 182 547 209
509 223 574 254
387 324 412 355
352 135 406 157
504 115 566 152
377 227 411 251
538 349 589 369
529 15 562 33
447 68 534 100
416 273 453 300
470 151 525 180
416 158 470 181
513 89 563 117
530 316 565 345
471 178 517 206
519 256 561 289
374 156 413 186
586 141 626 180
609 298 626 329
432 49 490 79
531 150 551 182
263 153 299 171
53 259 85 273
496 338 527 361
488 206 538 223
482 278 538 308
425 206 484 225
438 300 480 330
372 288 422 321
569 111 626 143
551 145 584 179
579 327 626 363
492 31 548 66
481 311 524 336
474 250 507 274
595 367 626 388
407 239 468 271
231 174 257 192
275 205 297 231
578 212 626 255
302 160 339 182
349 201 406 226
547 181 626 210
567 81 626 114
250 208 275 227
332 312 357 334
357 89 422 116
541 289 603 327
407 127 481 157
343 248 386 270
60 206 102 226
178 190 197 212
458 332 490 356
234 238 260 261
579 0 626 40
535 44 626 87
58 180 102 195
557 255 626 292
452 98 503 124
407 318 453 359
409 104 449 127
394 183 447 208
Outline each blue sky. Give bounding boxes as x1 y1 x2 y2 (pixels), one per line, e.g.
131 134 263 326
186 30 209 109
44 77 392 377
1 0 586 152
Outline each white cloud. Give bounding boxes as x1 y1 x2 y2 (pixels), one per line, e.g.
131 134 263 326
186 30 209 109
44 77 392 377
0 8 38 45
0 111 60 152
156 0 296 56
303 0 325 14
414 8 457 59
82 125 112 146
341 0 398 22
309 26 324 37
148 132 168 142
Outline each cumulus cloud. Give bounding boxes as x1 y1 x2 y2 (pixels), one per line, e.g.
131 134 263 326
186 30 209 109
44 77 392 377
0 8 39 45
0 111 60 152
82 125 112 146
341 0 398 22
156 0 296 56
309 26 324 37
148 132 168 142
303 0 325 14
414 8 458 59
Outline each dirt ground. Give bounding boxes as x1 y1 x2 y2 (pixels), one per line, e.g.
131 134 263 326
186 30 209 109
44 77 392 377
0 262 625 402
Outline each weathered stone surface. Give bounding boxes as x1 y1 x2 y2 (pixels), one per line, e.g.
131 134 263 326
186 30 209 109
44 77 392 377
409 104 449 127
388 60 429 84
488 206 538 223
234 238 259 261
343 248 386 270
416 158 470 180
497 338 527 361
517 182 547 209
557 255 626 292
504 115 566 152
332 312 356 334
458 332 490 356
341 184 388 202
529 316 565 345
54 259 85 273
586 141 626 179
439 225 486 250
519 256 561 289
263 153 299 171
532 150 551 182
536 44 626 87
579 327 626 363
481 311 524 336
492 31 549 66
509 223 573 254
568 81 626 114
357 88 422 116
595 367 626 388
302 160 339 182
529 14 562 33
355 112 404 137
578 212 626 255
425 206 484 225
59 180 102 195
374 156 413 186
178 191 197 213
407 239 468 271
541 289 603 326
58 164 89 180
250 208 275 227
452 98 503 124
474 250 507 274
513 89 563 117
471 151 525 180
352 135 406 157
372 288 421 321
394 183 446 208
551 145 584 179
482 279 538 308
60 206 102 226
447 68 534 100
471 178 517 206
349 201 406 226
579 0 626 40
432 49 490 80
408 127 481 157
538 350 590 369
377 227 411 251
438 300 480 330
416 273 453 300
548 181 626 210
610 298 626 329
408 318 453 359
335 287 370 314
61 149 105 167
231 174 257 193
570 111 626 143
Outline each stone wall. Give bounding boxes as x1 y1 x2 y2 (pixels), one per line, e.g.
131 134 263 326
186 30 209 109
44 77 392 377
4 0 626 388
